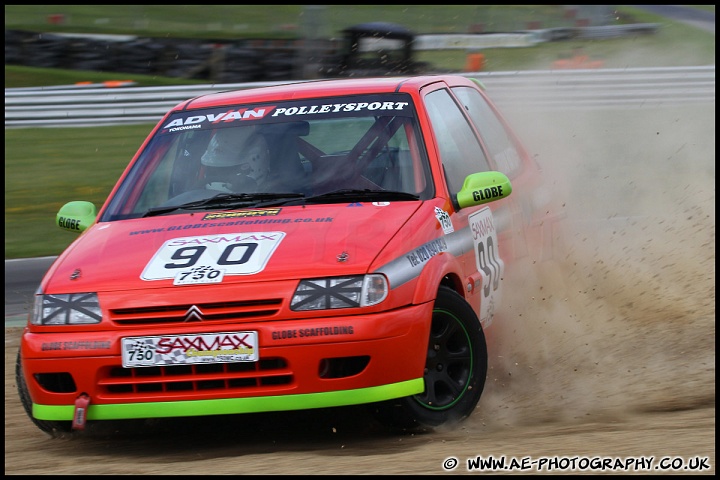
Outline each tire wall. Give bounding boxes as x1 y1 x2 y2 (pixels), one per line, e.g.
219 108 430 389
4 30 335 82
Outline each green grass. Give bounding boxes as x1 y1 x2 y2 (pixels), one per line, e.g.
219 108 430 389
5 125 154 257
4 65 210 89
2 5 657 39
4 5 716 259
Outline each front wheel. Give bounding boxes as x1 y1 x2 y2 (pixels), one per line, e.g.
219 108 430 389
372 286 488 431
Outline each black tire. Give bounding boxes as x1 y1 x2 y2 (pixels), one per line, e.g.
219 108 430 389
16 350 73 437
372 286 488 431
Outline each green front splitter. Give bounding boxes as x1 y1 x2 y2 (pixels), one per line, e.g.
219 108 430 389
33 378 424 421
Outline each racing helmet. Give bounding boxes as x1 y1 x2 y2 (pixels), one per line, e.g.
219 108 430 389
201 126 271 192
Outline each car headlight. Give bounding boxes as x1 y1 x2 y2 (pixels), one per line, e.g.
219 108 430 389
32 293 102 325
291 275 388 311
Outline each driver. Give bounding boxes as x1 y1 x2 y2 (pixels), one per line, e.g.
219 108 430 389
201 126 271 193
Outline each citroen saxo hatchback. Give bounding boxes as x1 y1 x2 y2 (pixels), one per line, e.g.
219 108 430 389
17 75 545 435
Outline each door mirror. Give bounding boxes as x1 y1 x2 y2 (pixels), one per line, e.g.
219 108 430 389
57 201 97 233
455 171 512 209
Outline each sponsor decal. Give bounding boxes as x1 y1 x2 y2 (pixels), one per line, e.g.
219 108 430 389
373 226 472 289
406 237 448 267
203 208 282 220
162 107 277 132
158 94 414 135
271 101 409 117
473 185 505 202
122 331 259 367
58 216 82 231
270 325 355 340
129 216 334 236
41 341 111 351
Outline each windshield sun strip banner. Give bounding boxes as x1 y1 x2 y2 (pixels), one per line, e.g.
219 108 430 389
159 94 416 134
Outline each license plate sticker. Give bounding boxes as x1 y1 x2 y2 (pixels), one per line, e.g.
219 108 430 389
173 266 225 285
121 331 258 367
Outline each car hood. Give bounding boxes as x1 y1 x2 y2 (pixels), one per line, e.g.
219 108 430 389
43 202 422 293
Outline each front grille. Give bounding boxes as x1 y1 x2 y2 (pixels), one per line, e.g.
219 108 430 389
110 299 283 326
99 357 292 395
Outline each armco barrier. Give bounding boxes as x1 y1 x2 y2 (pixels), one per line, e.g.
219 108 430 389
4 66 715 128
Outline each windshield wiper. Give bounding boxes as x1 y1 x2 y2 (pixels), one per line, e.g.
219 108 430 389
300 189 419 204
142 192 305 217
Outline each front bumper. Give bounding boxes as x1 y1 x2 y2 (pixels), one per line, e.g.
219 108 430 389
20 302 432 422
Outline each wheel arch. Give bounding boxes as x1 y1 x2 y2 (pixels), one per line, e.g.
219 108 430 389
411 252 466 305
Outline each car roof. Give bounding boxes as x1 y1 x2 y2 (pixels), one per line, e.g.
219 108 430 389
176 75 475 111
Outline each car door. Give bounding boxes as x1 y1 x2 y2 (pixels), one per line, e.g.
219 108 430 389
420 82 505 326
451 82 553 262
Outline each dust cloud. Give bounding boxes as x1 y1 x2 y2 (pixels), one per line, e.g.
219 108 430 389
468 101 715 432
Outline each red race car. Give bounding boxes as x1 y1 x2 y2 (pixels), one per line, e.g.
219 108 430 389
17 74 546 435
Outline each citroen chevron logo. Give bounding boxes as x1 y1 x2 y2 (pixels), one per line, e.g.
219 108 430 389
184 305 204 322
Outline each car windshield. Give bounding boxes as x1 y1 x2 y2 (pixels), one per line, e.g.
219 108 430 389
100 93 433 221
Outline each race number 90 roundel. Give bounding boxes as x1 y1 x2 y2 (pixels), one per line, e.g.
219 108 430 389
141 231 285 285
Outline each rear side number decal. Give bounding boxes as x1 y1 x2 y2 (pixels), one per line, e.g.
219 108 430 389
468 208 504 323
141 232 285 284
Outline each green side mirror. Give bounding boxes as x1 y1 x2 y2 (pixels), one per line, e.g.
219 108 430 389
455 171 512 209
57 201 97 233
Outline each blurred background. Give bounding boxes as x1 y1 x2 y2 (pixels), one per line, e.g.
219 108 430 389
5 5 716 85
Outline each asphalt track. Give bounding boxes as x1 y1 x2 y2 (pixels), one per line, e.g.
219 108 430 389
4 256 56 326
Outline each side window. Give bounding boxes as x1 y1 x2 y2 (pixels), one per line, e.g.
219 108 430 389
424 88 490 196
452 86 523 178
